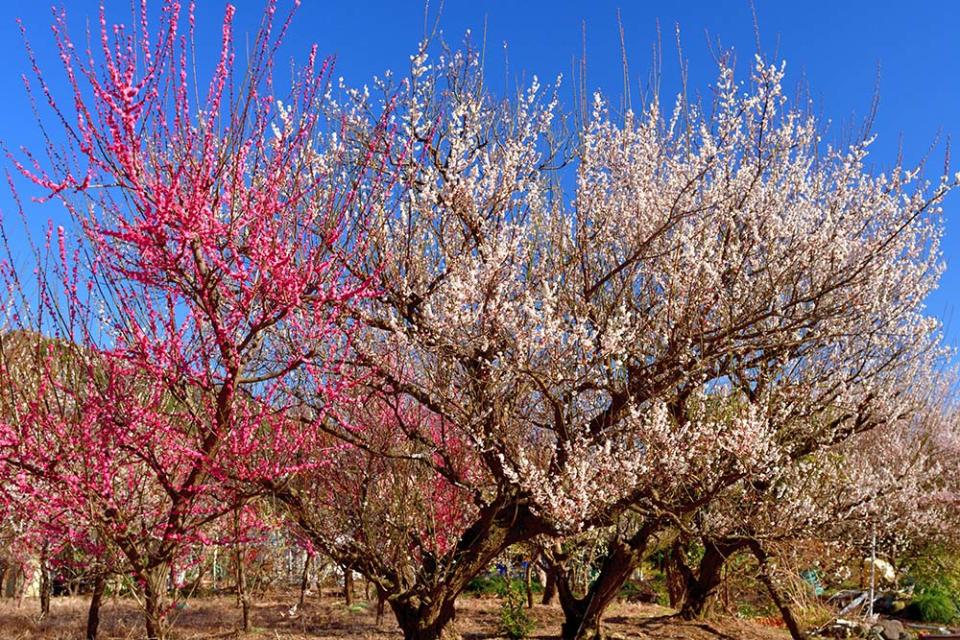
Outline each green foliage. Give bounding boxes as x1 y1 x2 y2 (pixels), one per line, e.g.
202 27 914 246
468 574 514 595
618 578 662 605
906 544 960 593
467 574 539 596
647 570 671 607
618 580 645 599
737 600 763 618
497 578 536 639
465 574 500 595
908 587 958 624
903 543 960 624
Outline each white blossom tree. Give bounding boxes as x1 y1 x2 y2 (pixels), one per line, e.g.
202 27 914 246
279 40 954 640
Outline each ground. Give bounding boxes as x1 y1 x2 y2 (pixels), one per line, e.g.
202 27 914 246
0 592 793 639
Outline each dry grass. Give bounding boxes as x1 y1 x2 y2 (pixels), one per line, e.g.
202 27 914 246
0 591 792 639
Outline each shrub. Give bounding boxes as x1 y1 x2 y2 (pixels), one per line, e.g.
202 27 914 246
619 579 660 604
909 587 958 624
467 573 539 597
498 579 536 639
903 545 960 624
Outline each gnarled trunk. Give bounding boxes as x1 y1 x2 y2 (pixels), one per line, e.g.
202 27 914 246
664 540 688 608
558 595 607 640
677 538 745 620
389 595 459 640
279 488 548 640
551 523 657 640
383 501 539 639
554 542 634 640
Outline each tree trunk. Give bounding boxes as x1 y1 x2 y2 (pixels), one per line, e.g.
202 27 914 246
232 508 251 631
238 574 250 630
389 595 459 640
555 546 631 640
557 595 605 640
316 561 324 601
86 573 106 640
375 585 387 627
678 539 743 620
388 497 549 639
279 491 547 640
524 560 534 609
343 566 354 606
721 562 730 613
552 523 657 640
143 569 169 640
541 568 557 605
299 554 312 609
562 612 605 640
234 544 250 631
749 542 804 640
39 544 51 618
211 547 218 592
4 563 20 598
664 541 690 609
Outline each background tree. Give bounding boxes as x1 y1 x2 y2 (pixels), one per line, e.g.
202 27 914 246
272 392 484 640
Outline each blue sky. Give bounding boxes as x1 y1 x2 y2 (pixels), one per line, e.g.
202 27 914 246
1 1 958 349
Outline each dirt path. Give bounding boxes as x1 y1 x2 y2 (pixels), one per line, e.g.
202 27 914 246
0 593 792 639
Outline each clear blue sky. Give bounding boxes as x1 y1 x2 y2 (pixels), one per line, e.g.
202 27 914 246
1 1 958 350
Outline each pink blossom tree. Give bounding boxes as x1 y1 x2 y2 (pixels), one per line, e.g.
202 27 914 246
0 331 131 638
0 1 394 637
270 391 487 639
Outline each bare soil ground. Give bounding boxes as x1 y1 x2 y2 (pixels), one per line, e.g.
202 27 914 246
0 592 792 640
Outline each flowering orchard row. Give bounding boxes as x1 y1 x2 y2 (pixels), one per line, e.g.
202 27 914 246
1 2 958 640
